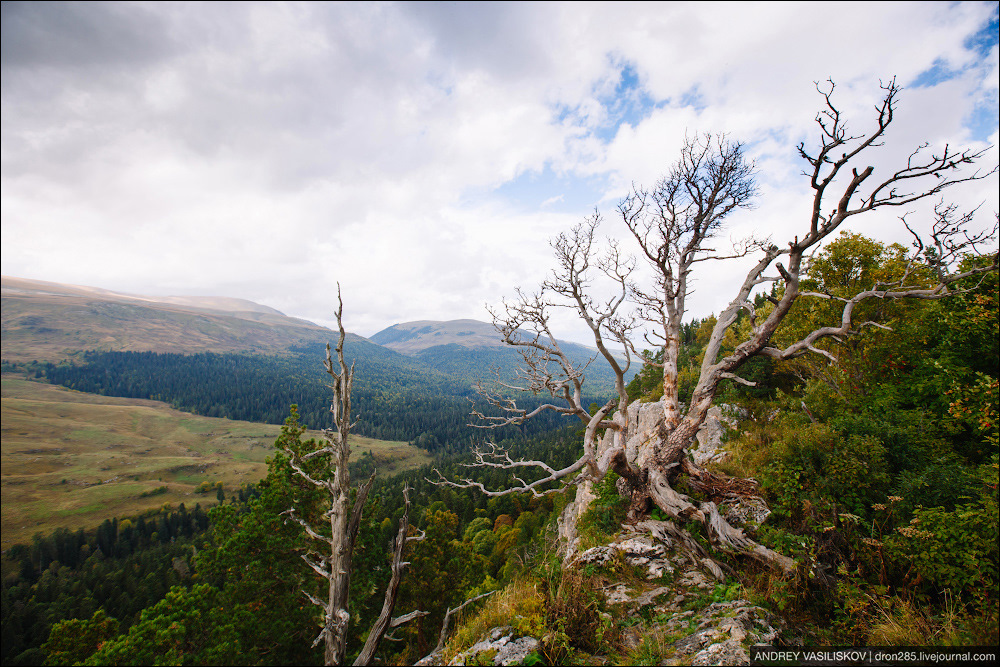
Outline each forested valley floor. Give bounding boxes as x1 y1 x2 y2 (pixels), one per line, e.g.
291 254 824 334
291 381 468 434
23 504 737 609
2 236 997 664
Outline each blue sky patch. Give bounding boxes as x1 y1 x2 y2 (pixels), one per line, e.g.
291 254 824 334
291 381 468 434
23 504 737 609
490 165 611 214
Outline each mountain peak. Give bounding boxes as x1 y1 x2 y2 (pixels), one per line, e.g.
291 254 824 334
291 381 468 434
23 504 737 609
369 319 503 354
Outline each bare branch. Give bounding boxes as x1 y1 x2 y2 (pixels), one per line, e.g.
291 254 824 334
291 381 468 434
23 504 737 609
428 591 497 660
353 485 419 666
718 372 757 387
389 610 430 629
428 448 591 498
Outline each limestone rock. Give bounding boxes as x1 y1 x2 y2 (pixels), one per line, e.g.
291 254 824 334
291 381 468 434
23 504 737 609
557 479 597 565
617 536 674 579
720 495 771 528
677 569 713 590
603 583 633 605
573 545 617 567
447 626 540 666
572 535 675 580
691 405 737 466
632 585 672 607
671 600 781 666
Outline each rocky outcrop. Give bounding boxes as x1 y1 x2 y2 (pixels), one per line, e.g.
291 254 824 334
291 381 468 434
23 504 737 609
691 405 740 466
449 516 783 666
670 601 781 666
444 626 540 666
582 524 782 666
556 478 596 565
451 399 784 665
573 532 678 580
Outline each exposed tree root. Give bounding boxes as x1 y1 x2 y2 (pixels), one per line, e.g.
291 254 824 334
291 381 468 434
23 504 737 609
641 463 795 576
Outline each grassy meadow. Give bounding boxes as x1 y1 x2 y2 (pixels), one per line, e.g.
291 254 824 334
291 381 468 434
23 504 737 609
1 376 430 548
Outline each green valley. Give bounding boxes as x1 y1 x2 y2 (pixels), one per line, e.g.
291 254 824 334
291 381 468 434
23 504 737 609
0 376 427 548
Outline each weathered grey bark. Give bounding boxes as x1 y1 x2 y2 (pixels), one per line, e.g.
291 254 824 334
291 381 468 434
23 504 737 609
282 287 421 666
433 79 998 577
353 486 427 666
281 287 358 665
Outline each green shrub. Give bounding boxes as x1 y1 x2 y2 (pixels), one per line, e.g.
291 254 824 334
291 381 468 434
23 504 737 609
762 423 888 520
138 485 168 498
576 472 628 546
892 458 976 519
885 457 999 600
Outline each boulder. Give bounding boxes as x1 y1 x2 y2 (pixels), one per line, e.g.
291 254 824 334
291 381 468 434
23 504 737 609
446 626 540 666
572 535 675 580
720 495 771 528
671 600 781 666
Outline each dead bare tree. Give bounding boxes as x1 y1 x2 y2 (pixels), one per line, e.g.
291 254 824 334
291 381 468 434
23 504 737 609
433 78 998 577
281 286 425 666
437 213 638 498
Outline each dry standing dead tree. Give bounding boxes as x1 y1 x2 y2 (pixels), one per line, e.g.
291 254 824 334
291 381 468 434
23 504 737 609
452 213 638 496
280 286 425 666
433 79 998 577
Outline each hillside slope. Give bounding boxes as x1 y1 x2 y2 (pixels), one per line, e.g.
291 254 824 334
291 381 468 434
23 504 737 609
1 275 331 362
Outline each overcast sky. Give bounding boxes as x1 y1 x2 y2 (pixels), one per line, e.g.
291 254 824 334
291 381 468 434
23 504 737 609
2 1 998 343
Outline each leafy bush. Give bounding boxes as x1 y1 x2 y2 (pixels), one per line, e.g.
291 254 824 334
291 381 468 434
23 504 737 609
892 458 975 519
885 457 999 600
762 423 889 520
576 472 628 547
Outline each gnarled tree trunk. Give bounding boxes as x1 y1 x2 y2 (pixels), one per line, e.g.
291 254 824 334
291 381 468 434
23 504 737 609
432 79 997 581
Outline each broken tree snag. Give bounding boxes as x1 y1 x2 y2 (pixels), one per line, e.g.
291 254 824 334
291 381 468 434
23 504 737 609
353 486 425 666
280 286 357 665
283 286 426 666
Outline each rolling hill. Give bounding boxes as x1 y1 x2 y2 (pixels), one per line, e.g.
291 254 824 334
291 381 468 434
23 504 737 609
1 275 333 362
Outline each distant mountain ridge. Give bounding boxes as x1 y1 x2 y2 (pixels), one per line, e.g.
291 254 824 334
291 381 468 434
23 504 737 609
370 319 507 352
372 319 636 391
2 276 630 410
1 275 331 362
3 275 298 319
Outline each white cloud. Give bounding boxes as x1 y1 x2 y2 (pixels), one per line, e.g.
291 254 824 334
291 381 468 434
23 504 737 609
2 1 997 345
